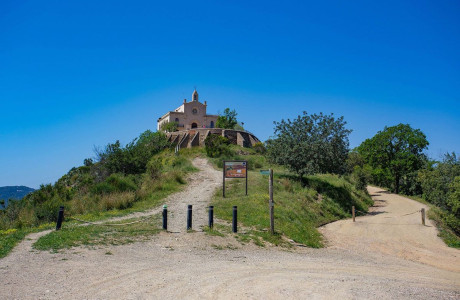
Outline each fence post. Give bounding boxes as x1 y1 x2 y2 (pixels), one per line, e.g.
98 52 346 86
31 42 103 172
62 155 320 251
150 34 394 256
421 208 426 226
56 206 65 230
187 205 193 230
208 206 214 229
269 169 274 234
232 206 237 233
162 205 168 230
352 206 355 222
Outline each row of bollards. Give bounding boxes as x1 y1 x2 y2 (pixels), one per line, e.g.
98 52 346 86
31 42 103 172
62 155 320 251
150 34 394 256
161 205 238 233
56 205 239 232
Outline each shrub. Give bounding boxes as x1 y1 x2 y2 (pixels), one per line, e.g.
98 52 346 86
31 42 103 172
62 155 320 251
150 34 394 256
146 158 163 179
253 142 266 154
92 174 137 194
98 192 136 211
352 165 372 191
204 135 230 158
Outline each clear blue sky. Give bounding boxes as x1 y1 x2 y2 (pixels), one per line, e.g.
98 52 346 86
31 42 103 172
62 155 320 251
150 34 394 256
1 0 459 189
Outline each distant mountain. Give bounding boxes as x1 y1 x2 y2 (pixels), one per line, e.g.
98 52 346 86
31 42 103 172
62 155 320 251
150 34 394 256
0 186 35 208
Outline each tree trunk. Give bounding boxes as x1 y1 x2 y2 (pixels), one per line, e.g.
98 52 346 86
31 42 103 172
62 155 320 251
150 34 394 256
394 174 400 194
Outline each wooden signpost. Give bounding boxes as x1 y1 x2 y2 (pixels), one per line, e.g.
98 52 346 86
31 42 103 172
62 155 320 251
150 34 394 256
223 161 248 197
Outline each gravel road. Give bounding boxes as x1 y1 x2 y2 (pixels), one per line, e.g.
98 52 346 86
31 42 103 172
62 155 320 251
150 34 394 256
0 160 459 299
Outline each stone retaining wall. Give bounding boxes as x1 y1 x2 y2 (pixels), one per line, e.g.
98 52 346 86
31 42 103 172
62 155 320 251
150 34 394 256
166 128 261 149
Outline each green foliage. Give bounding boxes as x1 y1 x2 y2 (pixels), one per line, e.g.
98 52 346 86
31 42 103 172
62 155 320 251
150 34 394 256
204 135 231 158
266 111 352 180
252 142 266 154
357 123 429 194
351 165 372 191
212 166 372 247
216 108 238 129
417 153 460 237
160 121 178 133
92 174 137 195
418 153 460 212
346 151 365 174
95 130 169 176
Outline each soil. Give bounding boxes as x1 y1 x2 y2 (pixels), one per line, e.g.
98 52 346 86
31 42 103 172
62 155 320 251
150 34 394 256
1 160 459 299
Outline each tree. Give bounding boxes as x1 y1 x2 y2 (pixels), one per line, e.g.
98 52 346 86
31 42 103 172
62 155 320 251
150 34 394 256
266 111 352 181
204 135 230 158
160 121 178 133
216 108 238 129
357 124 429 194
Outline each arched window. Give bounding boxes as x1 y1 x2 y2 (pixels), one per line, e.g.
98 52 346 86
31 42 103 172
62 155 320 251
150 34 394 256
175 118 179 123
210 121 214 128
191 123 198 129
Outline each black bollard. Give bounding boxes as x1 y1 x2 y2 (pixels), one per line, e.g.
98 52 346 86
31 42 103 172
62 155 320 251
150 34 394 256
232 206 237 233
187 205 193 230
56 206 65 230
208 206 214 229
162 205 168 230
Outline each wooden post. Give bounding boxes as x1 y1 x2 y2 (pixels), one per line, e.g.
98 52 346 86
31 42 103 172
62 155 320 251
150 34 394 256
56 206 65 230
223 161 226 198
269 169 274 234
245 162 248 196
421 208 425 226
352 206 355 222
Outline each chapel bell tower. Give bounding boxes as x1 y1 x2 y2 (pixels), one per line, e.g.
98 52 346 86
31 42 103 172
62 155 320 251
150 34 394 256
192 89 199 102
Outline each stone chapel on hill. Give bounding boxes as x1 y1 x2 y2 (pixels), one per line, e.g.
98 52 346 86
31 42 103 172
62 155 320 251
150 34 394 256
157 90 261 149
157 90 218 131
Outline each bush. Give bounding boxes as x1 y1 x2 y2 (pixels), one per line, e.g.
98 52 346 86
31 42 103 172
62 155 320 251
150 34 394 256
204 135 231 158
92 174 137 194
253 142 266 154
352 165 372 191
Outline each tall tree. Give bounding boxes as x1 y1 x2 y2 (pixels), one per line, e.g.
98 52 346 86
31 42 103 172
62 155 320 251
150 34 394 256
266 111 351 180
216 108 238 129
357 123 429 194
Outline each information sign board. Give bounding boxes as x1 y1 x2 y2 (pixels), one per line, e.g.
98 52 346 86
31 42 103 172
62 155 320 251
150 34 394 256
223 160 248 197
225 161 247 178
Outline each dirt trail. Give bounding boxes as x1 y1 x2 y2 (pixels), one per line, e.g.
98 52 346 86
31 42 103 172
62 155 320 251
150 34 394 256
320 186 460 272
1 166 459 299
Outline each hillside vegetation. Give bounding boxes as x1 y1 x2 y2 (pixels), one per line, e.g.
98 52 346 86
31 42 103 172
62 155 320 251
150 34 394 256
209 145 372 247
0 131 199 257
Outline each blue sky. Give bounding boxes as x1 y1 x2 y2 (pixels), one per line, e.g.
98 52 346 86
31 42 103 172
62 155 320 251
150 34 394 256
1 0 459 188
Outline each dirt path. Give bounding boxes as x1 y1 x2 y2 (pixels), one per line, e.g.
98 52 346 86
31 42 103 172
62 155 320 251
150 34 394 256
1 171 459 299
320 186 460 272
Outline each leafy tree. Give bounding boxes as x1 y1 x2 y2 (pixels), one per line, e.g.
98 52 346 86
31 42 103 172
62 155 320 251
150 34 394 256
266 111 352 181
418 152 460 212
83 158 93 166
357 124 428 194
216 108 238 129
204 135 230 158
160 121 178 132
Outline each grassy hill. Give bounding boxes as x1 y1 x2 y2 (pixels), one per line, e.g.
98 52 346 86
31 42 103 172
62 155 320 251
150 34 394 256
1 131 372 257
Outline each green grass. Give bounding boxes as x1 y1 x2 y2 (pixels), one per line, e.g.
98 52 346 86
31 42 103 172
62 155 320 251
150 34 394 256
0 223 54 258
33 215 161 252
211 152 372 248
404 194 460 248
0 228 30 258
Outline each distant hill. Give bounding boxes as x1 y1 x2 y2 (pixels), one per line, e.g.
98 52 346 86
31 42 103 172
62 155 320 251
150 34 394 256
0 186 35 208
